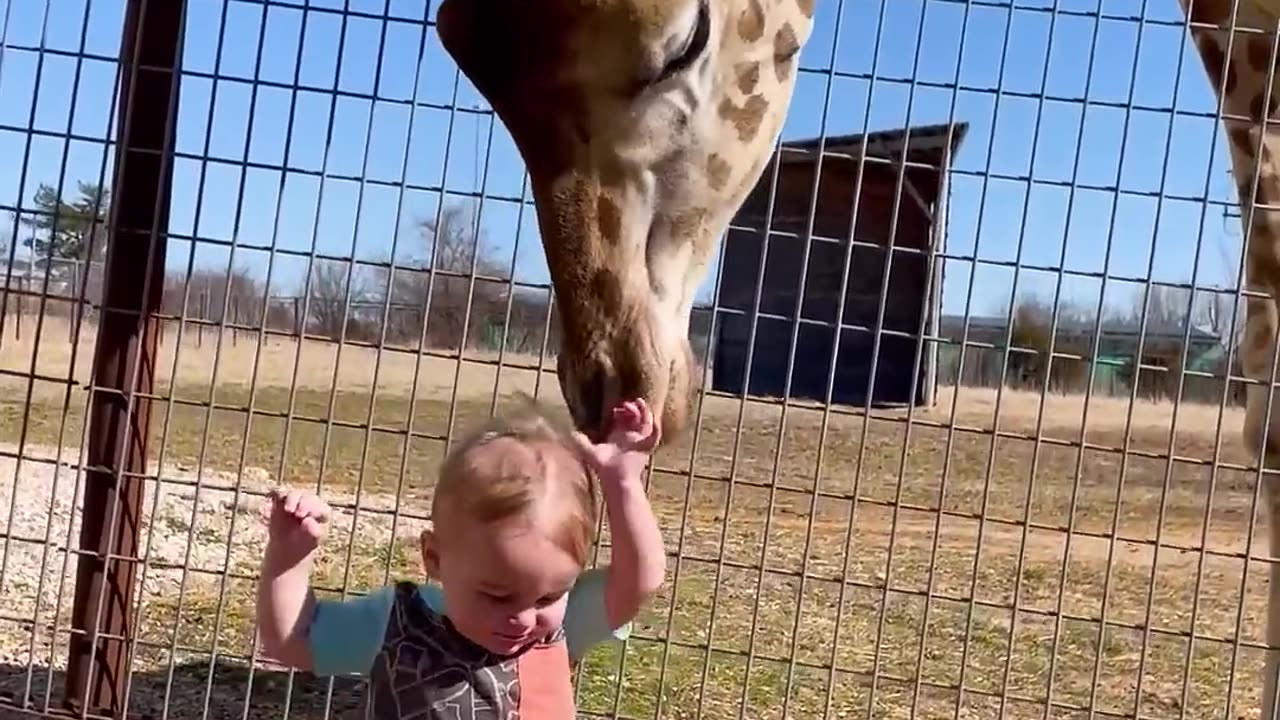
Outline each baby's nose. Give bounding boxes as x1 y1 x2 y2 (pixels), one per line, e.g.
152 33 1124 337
508 607 538 630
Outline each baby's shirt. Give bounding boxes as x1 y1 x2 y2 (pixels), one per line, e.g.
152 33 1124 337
306 567 628 719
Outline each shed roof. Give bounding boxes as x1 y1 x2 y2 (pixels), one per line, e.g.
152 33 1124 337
777 121 971 167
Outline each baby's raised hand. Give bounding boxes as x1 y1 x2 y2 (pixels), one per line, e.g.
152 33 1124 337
574 398 660 485
607 399 660 452
260 488 331 559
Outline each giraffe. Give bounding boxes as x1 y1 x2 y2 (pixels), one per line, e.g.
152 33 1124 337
435 0 1280 713
1183 1 1280 715
435 0 815 441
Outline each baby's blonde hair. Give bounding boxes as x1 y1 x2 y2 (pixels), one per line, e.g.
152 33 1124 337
432 397 598 566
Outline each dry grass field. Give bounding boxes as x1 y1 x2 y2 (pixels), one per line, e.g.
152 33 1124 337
0 317 1274 719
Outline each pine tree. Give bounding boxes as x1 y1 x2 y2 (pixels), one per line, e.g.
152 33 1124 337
20 181 110 261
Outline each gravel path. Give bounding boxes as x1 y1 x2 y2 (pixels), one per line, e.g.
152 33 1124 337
0 442 434 718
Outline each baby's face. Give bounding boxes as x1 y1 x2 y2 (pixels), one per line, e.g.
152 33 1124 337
424 513 583 656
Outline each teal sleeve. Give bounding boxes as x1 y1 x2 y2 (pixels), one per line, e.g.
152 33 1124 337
562 566 631 663
308 586 396 676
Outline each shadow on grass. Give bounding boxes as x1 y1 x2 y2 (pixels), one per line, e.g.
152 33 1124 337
0 659 372 720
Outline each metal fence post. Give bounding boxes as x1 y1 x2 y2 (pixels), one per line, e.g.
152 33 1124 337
64 0 184 716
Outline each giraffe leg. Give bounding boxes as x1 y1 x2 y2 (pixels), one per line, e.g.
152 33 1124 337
1179 2 1280 713
1245 288 1280 717
1259 463 1280 719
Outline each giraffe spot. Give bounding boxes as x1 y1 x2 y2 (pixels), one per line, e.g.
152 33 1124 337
590 267 622 308
1249 93 1280 122
707 153 732 191
735 61 760 95
1248 37 1274 71
1197 37 1237 96
1187 0 1227 25
596 194 622 245
1245 249 1280 303
1241 180 1255 207
1263 174 1280 204
773 23 801 83
738 0 765 42
1231 125 1256 154
719 95 770 143
796 0 815 19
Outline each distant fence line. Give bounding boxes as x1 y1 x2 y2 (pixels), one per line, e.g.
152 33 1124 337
0 261 1243 406
0 278 1239 407
936 341 1246 407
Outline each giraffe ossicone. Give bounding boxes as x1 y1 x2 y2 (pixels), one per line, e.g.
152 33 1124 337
437 0 1280 712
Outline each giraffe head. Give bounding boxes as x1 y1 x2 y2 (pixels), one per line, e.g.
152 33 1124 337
437 0 815 443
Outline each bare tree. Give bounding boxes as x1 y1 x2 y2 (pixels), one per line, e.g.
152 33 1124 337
1193 287 1241 350
1131 283 1194 331
370 201 516 351
303 258 374 340
162 264 265 327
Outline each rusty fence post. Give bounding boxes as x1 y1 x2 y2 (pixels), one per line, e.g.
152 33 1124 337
64 0 185 716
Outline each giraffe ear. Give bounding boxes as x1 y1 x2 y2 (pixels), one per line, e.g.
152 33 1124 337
436 0 517 102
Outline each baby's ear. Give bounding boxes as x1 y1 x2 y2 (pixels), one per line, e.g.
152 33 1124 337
420 526 440 577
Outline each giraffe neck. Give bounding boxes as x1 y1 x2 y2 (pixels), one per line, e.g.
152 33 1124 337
1182 1 1280 461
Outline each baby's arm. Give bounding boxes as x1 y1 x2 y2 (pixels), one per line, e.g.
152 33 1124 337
575 400 666 630
599 453 665 628
256 489 398 676
255 488 328 670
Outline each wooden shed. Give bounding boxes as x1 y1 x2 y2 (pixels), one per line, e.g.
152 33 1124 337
709 121 968 407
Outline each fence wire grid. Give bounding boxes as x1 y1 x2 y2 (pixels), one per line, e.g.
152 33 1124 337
0 0 1277 718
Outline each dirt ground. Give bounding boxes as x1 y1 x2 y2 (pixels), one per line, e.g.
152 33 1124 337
0 319 1273 719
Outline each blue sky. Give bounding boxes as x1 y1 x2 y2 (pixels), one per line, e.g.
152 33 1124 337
0 0 1254 327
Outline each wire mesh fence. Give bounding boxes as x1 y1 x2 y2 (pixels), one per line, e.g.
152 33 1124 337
1 0 1277 718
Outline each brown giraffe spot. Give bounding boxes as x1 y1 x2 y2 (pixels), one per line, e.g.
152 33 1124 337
1246 248 1280 296
773 23 800 82
1231 125 1256 154
596 193 623 245
1262 173 1280 204
590 266 623 308
706 154 732 191
1229 121 1274 164
738 0 765 42
1249 93 1280 122
1248 37 1275 71
719 95 770 142
796 0 815 19
735 61 760 95
1241 180 1256 208
1187 0 1227 25
1196 36 1237 96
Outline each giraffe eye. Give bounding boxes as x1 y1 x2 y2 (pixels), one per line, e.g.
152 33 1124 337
651 0 711 86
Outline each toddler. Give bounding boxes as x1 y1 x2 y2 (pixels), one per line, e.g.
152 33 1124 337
254 398 666 718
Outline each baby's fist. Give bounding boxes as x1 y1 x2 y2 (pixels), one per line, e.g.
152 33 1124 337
261 488 330 548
